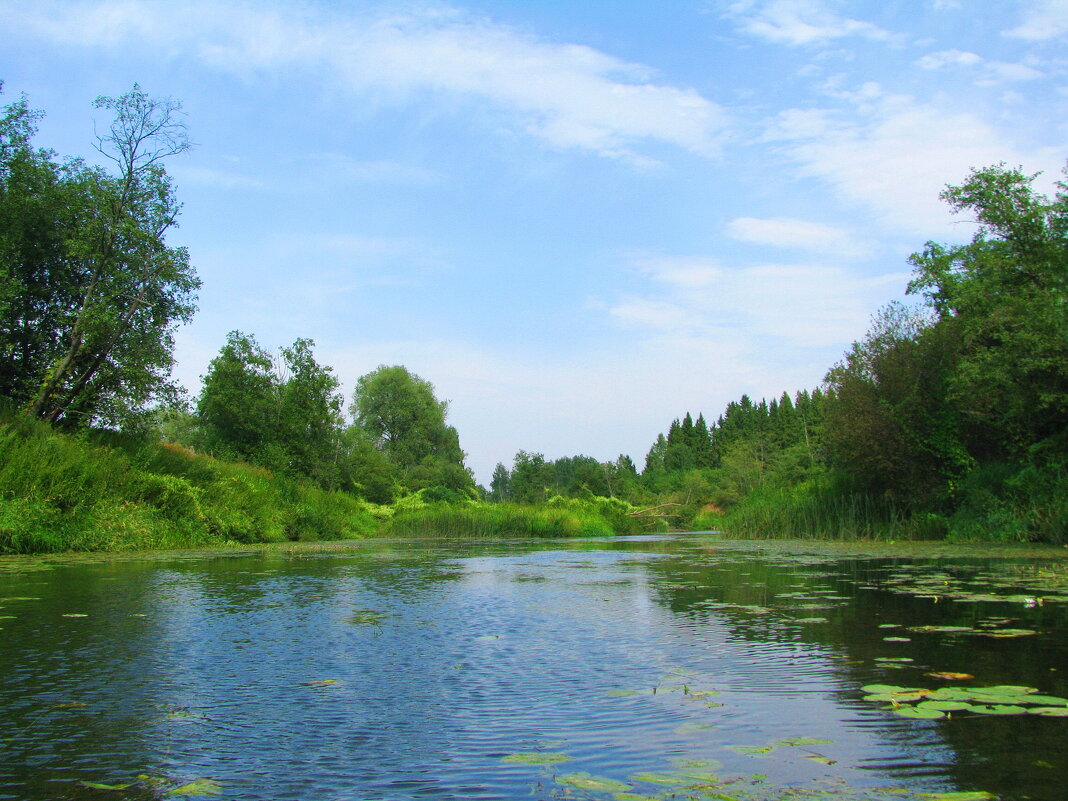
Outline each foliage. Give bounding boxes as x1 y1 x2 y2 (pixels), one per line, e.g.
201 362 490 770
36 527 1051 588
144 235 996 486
0 410 375 554
0 85 199 428
349 364 474 495
641 162 1067 544
387 501 616 539
196 332 345 489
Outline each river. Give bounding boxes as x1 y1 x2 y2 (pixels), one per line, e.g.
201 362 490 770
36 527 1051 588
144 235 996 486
1 535 1066 801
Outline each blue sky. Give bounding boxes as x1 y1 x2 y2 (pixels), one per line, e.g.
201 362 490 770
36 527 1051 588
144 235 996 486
3 0 1066 483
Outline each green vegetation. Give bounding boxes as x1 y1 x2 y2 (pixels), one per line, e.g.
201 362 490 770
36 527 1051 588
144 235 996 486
0 406 376 553
613 163 1067 544
2 85 1064 551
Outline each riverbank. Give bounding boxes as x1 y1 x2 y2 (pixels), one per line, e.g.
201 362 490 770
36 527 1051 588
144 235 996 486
3 416 1063 556
0 415 654 554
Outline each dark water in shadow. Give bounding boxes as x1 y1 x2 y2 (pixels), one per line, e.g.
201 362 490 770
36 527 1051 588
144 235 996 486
1 536 1066 801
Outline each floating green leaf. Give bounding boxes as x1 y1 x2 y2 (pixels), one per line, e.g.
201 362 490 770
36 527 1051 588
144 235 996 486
892 706 945 719
917 701 974 712
727 745 775 755
557 773 631 792
1027 706 1068 717
968 704 1028 715
501 752 572 765
775 737 835 747
79 781 131 790
917 792 995 800
861 684 924 694
628 772 685 785
804 754 837 765
166 778 223 796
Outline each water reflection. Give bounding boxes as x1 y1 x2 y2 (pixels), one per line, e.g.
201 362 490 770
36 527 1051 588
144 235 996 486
0 537 1065 800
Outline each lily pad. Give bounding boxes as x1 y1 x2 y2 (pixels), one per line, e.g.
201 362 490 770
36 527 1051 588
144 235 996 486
917 793 995 801
926 672 974 680
892 705 945 719
805 754 837 765
501 752 572 765
557 773 631 793
728 745 775 755
628 772 685 785
775 737 835 747
167 778 223 796
919 700 975 711
1028 707 1068 717
861 684 924 694
968 704 1028 715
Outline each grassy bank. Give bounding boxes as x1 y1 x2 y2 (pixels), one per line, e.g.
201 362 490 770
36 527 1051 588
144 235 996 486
387 495 651 539
694 471 1068 543
0 414 377 553
0 417 646 554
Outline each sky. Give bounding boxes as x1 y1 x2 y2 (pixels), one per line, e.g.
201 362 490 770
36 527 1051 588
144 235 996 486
2 0 1066 484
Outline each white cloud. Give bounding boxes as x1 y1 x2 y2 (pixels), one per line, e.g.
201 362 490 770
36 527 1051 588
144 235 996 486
916 49 1044 84
724 0 899 46
1006 0 1068 41
617 254 905 348
916 49 983 70
727 216 877 259
14 0 728 162
765 93 1066 235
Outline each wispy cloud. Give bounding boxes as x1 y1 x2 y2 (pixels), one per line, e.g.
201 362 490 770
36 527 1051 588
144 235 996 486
615 254 905 348
1006 0 1068 41
14 0 729 163
727 216 877 259
723 0 899 47
916 49 1044 84
764 92 1065 235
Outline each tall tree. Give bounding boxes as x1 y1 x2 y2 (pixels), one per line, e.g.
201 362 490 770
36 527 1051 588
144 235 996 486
197 332 345 488
907 162 1068 460
12 85 199 427
349 365 472 493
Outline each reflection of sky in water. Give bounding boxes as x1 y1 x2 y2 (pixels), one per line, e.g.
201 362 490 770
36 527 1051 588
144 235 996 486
0 540 1064 800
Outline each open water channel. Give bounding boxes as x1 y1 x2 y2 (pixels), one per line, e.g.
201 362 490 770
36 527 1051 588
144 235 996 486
1 535 1067 801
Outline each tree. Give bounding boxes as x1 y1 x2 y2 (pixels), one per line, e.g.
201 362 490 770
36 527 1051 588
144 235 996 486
489 462 512 501
823 302 964 505
907 162 1068 460
10 85 199 427
349 365 472 493
197 331 279 467
197 332 345 488
0 91 78 407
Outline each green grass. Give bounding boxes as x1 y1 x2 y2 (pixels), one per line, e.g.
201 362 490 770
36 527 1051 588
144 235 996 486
387 502 618 539
693 480 943 541
0 414 376 554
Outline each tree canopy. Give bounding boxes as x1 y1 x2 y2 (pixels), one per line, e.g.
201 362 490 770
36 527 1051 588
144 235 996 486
0 85 198 428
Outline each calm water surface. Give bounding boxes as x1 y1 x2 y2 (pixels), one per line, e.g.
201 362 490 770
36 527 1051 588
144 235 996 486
1 535 1067 801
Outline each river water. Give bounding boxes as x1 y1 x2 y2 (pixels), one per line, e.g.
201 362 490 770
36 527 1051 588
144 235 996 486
1 535 1067 801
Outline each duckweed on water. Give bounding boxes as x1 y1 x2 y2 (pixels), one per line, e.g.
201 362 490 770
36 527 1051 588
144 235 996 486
500 751 572 765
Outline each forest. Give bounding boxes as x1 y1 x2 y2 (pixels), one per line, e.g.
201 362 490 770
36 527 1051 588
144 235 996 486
2 86 1066 553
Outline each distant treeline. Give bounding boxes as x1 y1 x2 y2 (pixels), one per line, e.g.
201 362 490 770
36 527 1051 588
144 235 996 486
489 163 1068 543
